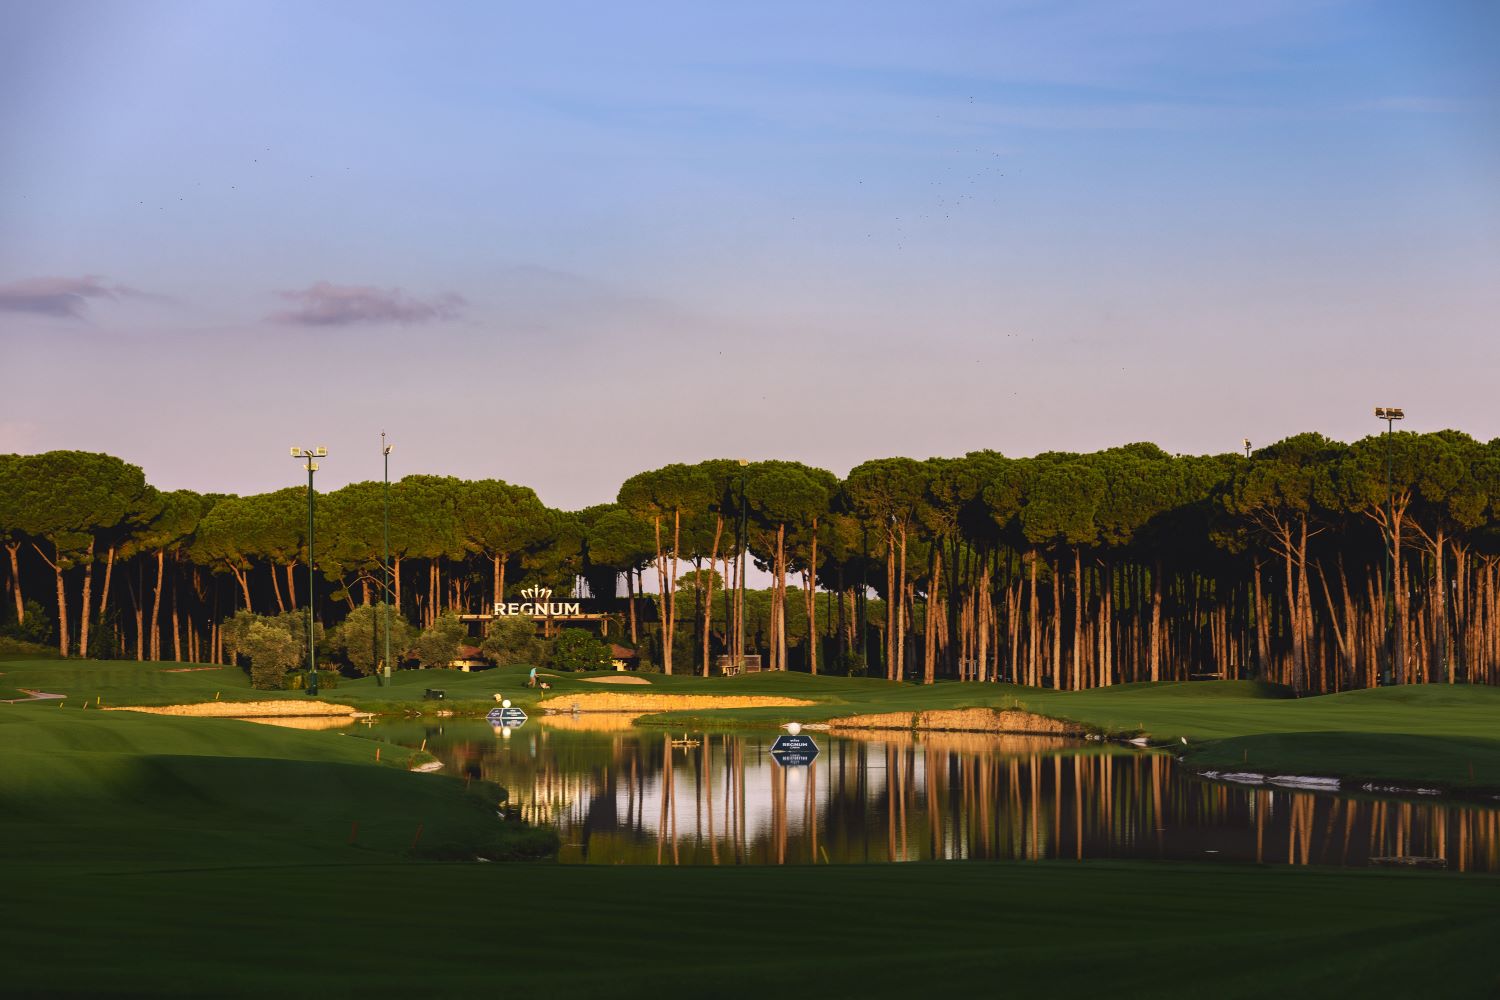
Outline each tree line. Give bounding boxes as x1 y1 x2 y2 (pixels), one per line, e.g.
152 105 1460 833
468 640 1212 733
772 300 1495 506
3 431 1500 692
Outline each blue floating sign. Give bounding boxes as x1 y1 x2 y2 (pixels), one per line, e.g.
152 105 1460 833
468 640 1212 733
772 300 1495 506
486 706 528 728
769 733 819 766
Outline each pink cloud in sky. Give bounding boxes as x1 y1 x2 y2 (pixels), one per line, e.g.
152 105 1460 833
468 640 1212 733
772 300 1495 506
0 275 147 318
270 282 465 326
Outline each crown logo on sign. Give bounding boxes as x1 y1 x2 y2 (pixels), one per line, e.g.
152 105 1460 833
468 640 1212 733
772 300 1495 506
520 585 552 602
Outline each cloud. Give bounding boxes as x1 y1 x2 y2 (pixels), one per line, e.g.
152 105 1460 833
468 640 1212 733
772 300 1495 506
0 275 149 318
270 282 465 326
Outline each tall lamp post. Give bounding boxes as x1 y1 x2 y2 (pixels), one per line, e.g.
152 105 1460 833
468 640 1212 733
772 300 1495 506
736 459 749 670
382 433 394 686
290 446 327 695
1374 407 1404 685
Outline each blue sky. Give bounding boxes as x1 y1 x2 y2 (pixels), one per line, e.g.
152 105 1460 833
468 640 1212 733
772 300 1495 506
2 0 1497 508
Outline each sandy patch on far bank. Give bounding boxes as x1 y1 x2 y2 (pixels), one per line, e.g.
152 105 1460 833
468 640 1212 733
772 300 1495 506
828 707 1083 737
579 675 651 685
536 693 814 713
108 700 358 719
536 712 647 731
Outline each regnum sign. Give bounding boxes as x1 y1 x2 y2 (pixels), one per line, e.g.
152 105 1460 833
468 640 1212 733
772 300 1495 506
493 585 583 618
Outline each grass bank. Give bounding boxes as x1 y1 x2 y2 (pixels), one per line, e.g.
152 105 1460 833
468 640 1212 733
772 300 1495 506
5 656 1499 789
4 860 1496 998
0 703 556 866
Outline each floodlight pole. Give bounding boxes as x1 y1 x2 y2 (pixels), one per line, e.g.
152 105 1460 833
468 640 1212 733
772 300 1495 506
736 459 749 670
1375 408 1403 685
382 434 393 686
291 447 327 695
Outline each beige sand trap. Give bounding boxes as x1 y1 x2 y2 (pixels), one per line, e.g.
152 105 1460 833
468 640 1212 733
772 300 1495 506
828 707 1083 737
536 693 814 713
579 675 652 685
235 714 358 731
536 712 646 732
108 700 357 719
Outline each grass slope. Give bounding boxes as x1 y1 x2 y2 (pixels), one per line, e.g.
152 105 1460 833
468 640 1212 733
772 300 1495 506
0 704 554 866
6 656 1500 787
4 861 1497 998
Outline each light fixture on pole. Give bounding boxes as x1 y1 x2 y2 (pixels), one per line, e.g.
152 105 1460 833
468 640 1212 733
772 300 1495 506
736 459 749 672
290 446 327 695
382 433 394 687
1373 407 1404 685
1242 438 1251 458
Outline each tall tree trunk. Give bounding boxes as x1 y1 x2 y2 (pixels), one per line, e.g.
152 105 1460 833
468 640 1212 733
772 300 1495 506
806 517 819 676
269 561 286 614
5 542 23 624
885 527 897 681
895 524 908 681
97 544 116 630
1149 559 1163 683
1072 548 1084 691
79 538 96 658
703 516 723 677
151 549 165 661
171 574 182 662
34 542 70 656
285 563 297 611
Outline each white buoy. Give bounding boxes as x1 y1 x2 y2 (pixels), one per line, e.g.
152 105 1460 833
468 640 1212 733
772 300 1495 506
502 698 512 709
783 721 802 736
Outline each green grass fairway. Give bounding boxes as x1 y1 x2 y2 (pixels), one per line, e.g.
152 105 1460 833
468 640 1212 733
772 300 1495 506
5 860 1496 998
0 704 555 865
5 656 1500 788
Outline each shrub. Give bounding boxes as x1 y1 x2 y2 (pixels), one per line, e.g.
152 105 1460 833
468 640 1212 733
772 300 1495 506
330 603 413 675
835 650 867 678
413 612 468 669
1 600 52 646
549 628 611 672
481 615 542 666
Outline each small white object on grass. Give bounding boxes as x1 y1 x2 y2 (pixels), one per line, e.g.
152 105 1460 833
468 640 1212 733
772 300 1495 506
782 721 803 736
501 699 512 709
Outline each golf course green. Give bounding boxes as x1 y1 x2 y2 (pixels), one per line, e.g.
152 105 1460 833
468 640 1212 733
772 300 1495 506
4 653 1499 996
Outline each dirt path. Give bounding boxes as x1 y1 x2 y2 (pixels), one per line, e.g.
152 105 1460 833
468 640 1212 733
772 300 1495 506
0 689 67 704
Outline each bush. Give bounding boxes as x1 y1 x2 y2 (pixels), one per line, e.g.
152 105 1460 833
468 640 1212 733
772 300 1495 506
413 612 468 669
1 600 52 646
835 650 867 678
283 669 340 691
330 603 413 675
223 611 322 689
636 657 659 674
549 628 612 672
481 616 543 666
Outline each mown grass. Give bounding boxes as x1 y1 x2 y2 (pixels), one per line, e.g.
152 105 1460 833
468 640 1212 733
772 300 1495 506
0 704 556 866
6 657 1500 788
5 859 1497 998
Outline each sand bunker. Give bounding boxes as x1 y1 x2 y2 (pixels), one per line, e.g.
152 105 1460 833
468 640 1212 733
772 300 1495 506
535 692 814 713
828 707 1084 737
579 675 652 685
535 712 646 732
109 700 357 719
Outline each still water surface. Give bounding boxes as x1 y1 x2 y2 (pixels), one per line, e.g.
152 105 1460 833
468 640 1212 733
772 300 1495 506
363 719 1500 871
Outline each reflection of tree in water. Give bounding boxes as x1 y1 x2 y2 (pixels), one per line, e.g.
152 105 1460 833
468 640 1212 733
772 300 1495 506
401 724 1500 871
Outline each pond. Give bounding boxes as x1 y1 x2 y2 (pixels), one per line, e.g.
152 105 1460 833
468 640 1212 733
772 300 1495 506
359 718 1500 871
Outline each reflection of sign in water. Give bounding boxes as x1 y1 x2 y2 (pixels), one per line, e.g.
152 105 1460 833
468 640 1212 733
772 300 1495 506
769 733 819 766
486 706 528 728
